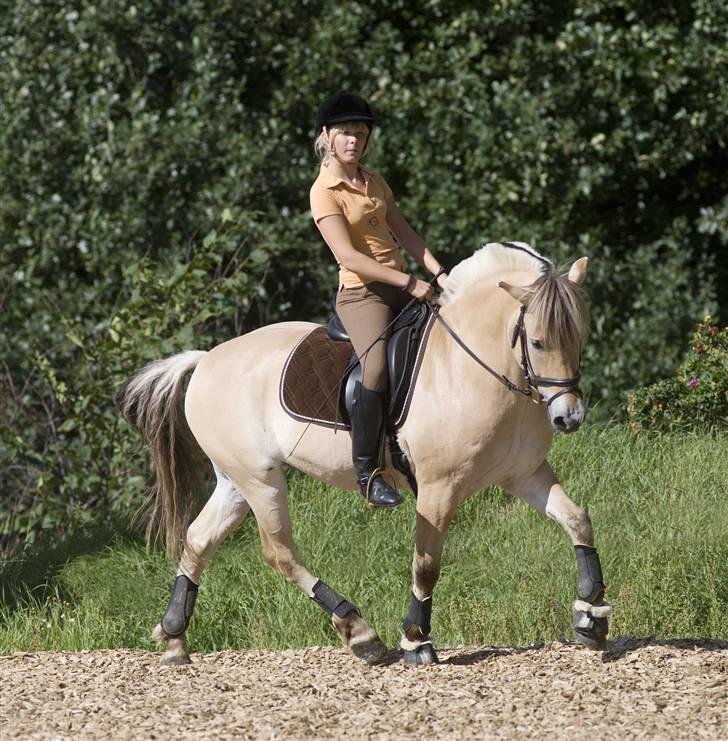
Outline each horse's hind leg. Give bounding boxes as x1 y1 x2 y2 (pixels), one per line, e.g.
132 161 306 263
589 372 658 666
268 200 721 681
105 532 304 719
508 460 611 650
239 466 388 665
153 465 250 665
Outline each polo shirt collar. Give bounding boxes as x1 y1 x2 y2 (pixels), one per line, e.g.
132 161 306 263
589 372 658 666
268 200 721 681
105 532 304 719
319 161 372 190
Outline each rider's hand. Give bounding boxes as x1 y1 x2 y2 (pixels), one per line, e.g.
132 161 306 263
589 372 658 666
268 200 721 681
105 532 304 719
436 272 449 291
407 278 433 302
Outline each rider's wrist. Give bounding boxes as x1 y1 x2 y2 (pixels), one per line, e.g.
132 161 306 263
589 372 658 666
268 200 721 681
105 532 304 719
404 274 416 293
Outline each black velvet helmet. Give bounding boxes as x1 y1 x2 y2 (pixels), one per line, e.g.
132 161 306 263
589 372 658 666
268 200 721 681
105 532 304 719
315 92 375 135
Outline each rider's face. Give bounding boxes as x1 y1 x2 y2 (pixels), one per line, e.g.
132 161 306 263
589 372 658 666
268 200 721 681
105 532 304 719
328 122 369 163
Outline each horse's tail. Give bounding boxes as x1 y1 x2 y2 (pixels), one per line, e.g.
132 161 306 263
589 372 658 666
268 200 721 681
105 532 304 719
119 350 208 559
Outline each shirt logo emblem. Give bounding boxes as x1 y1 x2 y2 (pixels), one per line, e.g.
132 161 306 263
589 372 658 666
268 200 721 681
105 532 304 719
368 216 379 227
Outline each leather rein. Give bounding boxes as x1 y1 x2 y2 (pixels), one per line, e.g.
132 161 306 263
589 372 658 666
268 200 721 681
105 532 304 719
432 303 582 407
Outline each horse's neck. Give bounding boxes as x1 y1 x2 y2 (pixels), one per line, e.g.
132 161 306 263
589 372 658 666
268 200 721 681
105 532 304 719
426 277 535 405
438 287 515 358
439 266 537 343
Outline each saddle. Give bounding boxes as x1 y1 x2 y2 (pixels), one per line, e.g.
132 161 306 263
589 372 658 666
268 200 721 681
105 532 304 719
279 299 436 433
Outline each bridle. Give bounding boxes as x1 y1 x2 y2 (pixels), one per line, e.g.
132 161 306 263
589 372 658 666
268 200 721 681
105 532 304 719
433 303 582 407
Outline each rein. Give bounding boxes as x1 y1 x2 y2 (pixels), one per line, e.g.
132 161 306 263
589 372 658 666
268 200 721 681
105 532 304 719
433 303 582 407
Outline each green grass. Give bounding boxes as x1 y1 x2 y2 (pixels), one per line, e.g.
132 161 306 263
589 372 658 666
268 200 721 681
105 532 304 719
1 426 727 654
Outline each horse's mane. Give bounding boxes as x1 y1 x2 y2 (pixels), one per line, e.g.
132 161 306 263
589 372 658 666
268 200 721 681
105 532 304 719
441 242 552 303
441 241 589 358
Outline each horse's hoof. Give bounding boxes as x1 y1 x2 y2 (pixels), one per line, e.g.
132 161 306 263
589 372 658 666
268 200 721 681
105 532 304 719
351 636 388 665
573 612 609 651
160 653 192 666
575 629 608 651
403 643 439 666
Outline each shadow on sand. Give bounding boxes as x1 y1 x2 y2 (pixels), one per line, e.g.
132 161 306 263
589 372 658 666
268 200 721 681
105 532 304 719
435 636 728 666
601 635 728 661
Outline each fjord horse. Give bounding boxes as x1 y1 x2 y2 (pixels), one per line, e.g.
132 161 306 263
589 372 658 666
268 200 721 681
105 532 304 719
121 242 610 665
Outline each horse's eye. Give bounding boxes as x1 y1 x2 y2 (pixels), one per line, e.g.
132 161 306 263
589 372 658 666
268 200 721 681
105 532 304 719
531 339 544 350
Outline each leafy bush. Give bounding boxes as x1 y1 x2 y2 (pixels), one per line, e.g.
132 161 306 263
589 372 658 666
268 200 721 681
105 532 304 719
626 317 728 432
0 213 270 552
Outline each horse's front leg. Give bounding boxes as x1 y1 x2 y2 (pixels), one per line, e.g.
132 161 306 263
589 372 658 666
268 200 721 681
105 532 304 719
153 466 251 665
508 460 611 650
400 489 457 666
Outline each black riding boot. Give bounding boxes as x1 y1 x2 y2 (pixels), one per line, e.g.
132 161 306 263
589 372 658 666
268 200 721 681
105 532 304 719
351 382 402 508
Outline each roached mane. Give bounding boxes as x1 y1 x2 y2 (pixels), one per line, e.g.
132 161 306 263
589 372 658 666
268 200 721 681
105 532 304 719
441 242 589 358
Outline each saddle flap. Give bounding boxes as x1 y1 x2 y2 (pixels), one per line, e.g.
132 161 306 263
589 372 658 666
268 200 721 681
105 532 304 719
392 300 429 333
386 303 435 423
387 324 418 411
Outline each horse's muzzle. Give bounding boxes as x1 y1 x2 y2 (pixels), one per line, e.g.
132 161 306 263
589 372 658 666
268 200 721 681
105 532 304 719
548 393 586 433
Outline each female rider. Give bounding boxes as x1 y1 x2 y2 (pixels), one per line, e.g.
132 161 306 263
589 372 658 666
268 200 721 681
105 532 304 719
310 92 448 508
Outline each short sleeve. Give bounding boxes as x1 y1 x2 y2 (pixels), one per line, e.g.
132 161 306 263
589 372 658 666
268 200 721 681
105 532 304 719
310 181 342 223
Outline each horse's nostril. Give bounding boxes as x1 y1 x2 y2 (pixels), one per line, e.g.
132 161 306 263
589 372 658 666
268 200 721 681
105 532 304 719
553 416 567 430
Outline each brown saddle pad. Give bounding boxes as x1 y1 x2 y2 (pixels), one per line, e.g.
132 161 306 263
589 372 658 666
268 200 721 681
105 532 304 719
279 326 354 430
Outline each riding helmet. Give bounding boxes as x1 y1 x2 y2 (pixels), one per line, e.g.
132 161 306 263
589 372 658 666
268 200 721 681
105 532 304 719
315 92 375 135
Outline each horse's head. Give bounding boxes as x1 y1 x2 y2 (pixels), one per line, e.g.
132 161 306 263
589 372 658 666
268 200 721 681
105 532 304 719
499 257 589 433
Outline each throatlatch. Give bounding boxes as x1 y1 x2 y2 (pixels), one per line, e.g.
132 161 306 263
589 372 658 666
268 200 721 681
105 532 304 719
160 574 198 638
311 580 360 619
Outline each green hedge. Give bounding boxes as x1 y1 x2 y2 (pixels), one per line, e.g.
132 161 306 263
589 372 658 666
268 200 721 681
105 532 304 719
1 0 726 547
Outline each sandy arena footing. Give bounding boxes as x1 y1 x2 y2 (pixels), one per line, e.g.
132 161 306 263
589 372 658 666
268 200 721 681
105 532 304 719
1 638 726 739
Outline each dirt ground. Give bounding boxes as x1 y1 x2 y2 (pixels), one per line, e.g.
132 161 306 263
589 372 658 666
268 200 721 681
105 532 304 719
1 638 726 740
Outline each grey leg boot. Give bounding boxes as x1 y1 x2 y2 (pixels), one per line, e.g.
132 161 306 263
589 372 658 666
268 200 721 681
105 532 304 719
351 382 403 508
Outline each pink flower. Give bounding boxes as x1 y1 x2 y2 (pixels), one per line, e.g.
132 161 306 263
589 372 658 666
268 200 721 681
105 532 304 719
688 376 698 388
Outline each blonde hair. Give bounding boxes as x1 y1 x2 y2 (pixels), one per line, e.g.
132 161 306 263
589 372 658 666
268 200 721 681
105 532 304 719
314 120 371 163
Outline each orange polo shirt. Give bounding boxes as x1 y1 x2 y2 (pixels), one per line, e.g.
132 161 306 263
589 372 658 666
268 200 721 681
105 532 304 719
310 163 408 288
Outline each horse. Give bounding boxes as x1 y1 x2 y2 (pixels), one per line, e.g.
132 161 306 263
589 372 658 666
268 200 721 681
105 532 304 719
120 241 611 666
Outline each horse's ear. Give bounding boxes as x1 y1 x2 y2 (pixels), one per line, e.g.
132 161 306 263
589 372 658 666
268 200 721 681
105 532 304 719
498 281 531 304
568 257 589 285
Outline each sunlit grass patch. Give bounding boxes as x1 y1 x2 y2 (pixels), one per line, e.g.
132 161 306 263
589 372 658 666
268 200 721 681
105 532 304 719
1 427 727 654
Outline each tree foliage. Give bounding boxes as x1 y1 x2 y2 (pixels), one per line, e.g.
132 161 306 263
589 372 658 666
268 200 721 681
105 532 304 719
1 0 726 547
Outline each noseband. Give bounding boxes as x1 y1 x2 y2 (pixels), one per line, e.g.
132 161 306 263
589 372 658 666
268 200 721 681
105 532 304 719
434 303 582 407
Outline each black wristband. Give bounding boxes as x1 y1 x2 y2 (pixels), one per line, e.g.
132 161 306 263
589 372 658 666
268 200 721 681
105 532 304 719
434 266 448 279
405 274 416 292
